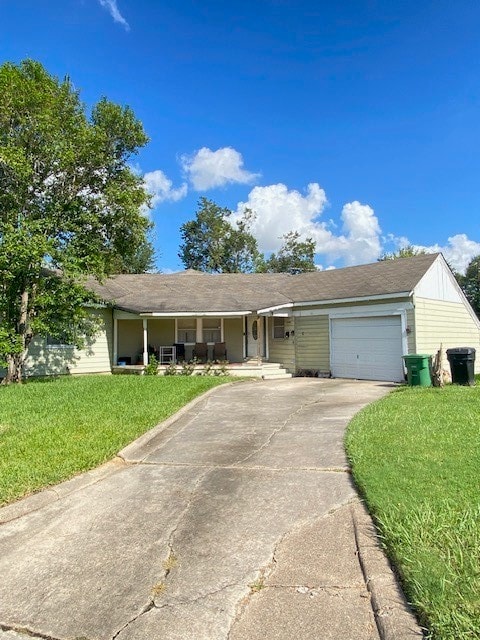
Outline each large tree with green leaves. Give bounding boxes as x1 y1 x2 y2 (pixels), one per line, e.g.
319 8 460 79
458 255 480 317
378 245 427 261
261 231 316 274
0 60 152 383
179 198 263 273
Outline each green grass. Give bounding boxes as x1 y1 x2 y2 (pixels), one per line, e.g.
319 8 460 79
346 382 480 639
0 374 233 507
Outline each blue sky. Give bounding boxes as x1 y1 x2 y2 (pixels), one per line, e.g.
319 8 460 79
2 0 480 272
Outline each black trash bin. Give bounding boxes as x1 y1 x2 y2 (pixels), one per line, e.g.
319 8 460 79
446 347 476 386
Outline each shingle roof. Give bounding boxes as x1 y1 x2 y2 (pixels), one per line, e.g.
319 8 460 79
88 253 440 314
282 252 439 303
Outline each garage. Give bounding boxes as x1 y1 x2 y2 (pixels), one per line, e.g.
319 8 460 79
330 315 405 382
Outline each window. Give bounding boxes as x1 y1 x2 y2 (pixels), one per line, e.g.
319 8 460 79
177 319 196 343
202 317 221 343
273 317 285 339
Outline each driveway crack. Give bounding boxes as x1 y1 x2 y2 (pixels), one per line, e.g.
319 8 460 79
110 467 211 640
0 623 69 640
232 399 321 466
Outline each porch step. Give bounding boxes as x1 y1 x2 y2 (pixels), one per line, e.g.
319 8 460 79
233 362 293 379
112 361 293 379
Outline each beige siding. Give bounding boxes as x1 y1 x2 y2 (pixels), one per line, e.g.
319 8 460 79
294 315 330 373
268 316 295 372
24 308 113 377
224 318 244 362
148 319 176 348
406 307 416 353
117 319 143 364
414 297 480 372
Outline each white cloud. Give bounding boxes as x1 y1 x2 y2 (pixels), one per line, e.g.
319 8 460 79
235 183 328 253
411 234 480 274
234 183 383 265
98 0 130 30
337 201 382 265
143 170 187 213
181 147 259 191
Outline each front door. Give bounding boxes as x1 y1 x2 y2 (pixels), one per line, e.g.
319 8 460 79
246 316 264 358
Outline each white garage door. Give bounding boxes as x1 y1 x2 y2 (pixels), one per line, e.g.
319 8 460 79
331 316 404 382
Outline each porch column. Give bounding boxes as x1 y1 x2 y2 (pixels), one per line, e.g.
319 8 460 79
256 314 263 364
243 317 247 359
265 316 269 360
143 318 149 366
196 318 202 343
113 315 118 366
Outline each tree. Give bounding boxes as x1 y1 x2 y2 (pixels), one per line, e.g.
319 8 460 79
110 234 156 273
179 198 262 273
0 60 151 383
378 245 427 261
459 255 480 317
261 231 316 274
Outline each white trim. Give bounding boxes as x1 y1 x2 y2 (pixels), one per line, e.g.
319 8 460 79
142 319 148 366
400 310 409 363
140 311 251 317
113 316 118 366
243 317 247 359
294 301 413 317
220 317 224 342
265 316 269 359
293 291 412 308
257 302 293 314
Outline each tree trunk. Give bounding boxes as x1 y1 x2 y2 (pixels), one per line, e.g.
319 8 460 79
2 290 30 385
4 353 25 384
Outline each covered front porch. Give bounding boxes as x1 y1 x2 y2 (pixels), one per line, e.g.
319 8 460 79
112 309 273 369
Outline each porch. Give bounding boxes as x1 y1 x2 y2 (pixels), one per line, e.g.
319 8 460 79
113 310 272 368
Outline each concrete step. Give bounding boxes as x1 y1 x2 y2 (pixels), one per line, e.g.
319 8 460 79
262 372 293 380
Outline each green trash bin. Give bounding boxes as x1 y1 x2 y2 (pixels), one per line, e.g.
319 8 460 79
403 354 432 387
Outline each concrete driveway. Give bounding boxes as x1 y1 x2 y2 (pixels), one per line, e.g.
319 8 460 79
0 378 421 640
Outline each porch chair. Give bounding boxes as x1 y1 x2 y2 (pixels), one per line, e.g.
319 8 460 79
193 342 208 362
213 342 227 362
173 343 186 362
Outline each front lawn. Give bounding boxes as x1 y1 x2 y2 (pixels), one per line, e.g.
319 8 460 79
346 383 480 639
0 374 233 507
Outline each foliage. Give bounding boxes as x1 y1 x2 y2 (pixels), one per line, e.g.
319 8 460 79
0 374 233 506
261 231 316 274
378 245 427 261
144 354 159 375
178 198 262 273
456 254 480 317
346 384 480 639
110 233 156 273
0 60 151 383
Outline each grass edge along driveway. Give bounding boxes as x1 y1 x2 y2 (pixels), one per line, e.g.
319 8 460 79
0 374 234 507
346 382 480 640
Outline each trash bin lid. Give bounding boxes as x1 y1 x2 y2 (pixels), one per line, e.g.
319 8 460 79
403 354 432 359
446 347 476 355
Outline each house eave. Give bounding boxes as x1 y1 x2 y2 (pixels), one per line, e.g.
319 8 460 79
139 311 252 317
257 302 294 315
292 291 413 308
